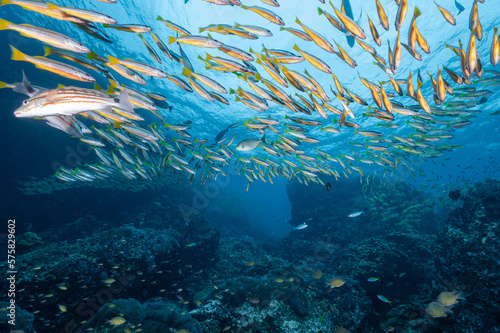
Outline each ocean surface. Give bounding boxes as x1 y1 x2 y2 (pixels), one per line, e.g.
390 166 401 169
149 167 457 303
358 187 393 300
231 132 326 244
0 0 499 332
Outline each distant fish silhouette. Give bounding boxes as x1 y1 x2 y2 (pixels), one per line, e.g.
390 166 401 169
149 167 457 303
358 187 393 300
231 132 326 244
178 43 194 72
342 0 355 48
326 182 331 191
455 0 465 15
215 126 230 143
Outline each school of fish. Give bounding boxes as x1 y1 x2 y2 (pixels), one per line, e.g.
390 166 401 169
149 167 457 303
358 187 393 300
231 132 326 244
2 0 499 195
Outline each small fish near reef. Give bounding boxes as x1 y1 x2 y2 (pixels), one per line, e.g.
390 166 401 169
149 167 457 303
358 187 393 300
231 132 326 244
348 211 363 218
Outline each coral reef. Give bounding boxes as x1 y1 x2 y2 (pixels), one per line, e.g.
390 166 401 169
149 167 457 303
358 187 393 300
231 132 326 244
17 231 43 253
1 178 498 332
80 298 202 332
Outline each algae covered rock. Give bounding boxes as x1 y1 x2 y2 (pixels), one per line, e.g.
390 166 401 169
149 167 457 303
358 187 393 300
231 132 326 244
80 298 202 333
17 231 43 254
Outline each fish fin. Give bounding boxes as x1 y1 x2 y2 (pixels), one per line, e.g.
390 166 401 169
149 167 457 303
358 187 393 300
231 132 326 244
115 89 134 113
13 70 35 96
0 0 13 5
47 3 58 10
10 45 26 61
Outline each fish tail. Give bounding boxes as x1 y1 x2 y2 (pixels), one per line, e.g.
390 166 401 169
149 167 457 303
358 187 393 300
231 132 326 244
107 55 120 65
156 15 163 21
0 0 13 6
0 17 13 30
181 67 192 76
86 51 98 60
10 45 26 62
43 46 53 57
414 7 421 18
240 5 247 9
168 36 176 44
108 78 118 89
295 17 301 25
317 7 323 15
199 27 204 33
107 85 116 95
234 22 240 27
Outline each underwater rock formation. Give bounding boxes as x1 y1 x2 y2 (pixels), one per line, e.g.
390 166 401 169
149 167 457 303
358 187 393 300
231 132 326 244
193 234 373 332
284 176 500 332
0 198 219 332
432 179 500 332
2 178 498 332
80 298 203 332
17 231 43 254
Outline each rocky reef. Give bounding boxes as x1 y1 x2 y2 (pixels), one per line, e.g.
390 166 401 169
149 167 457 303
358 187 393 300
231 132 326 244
1 178 499 332
281 177 500 332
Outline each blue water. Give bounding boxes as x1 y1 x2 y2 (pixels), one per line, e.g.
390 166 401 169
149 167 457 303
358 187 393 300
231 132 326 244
0 0 499 332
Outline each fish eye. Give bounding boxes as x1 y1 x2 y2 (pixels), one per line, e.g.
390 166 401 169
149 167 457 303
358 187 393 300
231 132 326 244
22 99 29 106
